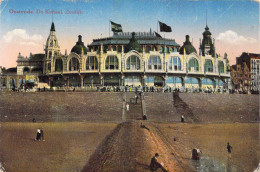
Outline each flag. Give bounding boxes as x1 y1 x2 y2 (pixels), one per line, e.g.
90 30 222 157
111 21 123 32
159 21 172 32
154 31 162 38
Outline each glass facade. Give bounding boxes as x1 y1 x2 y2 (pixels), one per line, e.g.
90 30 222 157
148 56 161 70
105 56 119 70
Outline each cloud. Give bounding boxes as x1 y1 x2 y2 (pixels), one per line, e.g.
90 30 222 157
216 30 257 45
3 29 43 46
252 0 260 4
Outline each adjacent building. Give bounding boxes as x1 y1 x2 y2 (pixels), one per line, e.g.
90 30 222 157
231 52 260 93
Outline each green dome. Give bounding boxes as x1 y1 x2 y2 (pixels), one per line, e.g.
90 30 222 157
71 35 88 55
125 32 142 52
179 35 197 55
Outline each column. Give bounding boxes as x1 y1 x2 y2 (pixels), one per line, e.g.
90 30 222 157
80 75 84 87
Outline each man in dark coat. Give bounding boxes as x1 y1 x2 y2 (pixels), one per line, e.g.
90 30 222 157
150 153 168 172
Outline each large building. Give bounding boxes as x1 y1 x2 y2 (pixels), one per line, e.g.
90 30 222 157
2 22 231 91
231 52 260 93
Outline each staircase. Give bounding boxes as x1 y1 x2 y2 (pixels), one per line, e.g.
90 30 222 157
125 92 143 120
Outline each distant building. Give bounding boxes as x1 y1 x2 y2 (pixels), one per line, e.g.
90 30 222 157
1 22 231 91
231 52 260 93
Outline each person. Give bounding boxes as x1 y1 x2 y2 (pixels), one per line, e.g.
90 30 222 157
40 128 45 141
126 103 129 111
35 128 41 141
135 95 138 104
227 142 232 157
181 115 185 123
32 118 36 123
150 153 168 172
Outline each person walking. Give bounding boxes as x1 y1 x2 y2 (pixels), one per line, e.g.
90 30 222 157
126 103 129 111
227 142 232 158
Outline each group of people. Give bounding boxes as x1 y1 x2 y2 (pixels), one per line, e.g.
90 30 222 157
35 128 44 141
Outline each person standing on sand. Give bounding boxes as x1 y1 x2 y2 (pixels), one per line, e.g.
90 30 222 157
35 128 41 141
126 103 129 111
181 115 185 122
227 142 232 157
150 153 168 172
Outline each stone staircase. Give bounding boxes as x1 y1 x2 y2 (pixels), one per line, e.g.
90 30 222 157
125 92 143 120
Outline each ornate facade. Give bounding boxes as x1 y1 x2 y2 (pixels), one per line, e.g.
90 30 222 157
42 22 230 91
2 22 230 91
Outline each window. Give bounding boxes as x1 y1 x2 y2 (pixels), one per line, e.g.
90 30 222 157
86 56 98 70
148 56 161 70
126 55 140 70
69 57 79 71
55 59 63 72
105 56 119 70
188 58 199 72
204 59 213 72
218 61 224 73
169 57 181 71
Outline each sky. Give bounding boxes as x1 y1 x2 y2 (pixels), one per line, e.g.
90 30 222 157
0 0 259 68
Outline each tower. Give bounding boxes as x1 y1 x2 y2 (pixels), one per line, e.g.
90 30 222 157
44 22 60 74
199 25 215 57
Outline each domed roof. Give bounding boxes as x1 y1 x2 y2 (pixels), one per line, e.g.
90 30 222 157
203 25 212 36
179 35 197 55
71 35 88 55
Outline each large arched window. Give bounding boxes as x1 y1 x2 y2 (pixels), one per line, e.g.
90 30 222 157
55 59 63 72
169 56 181 71
86 56 98 70
126 55 140 70
204 59 213 72
105 56 119 70
148 56 161 70
69 57 79 71
218 61 224 74
188 58 199 72
23 67 30 74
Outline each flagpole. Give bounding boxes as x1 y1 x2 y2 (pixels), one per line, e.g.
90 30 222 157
109 20 111 37
157 20 159 33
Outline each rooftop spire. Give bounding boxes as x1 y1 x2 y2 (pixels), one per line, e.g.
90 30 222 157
206 9 207 26
50 22 55 32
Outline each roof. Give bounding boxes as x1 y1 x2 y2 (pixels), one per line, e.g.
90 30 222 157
17 53 44 62
3 67 17 73
179 35 197 55
71 35 88 55
89 32 180 47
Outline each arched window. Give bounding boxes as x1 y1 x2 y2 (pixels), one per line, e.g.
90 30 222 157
55 59 63 72
48 51 52 59
105 56 119 70
169 57 181 71
202 78 213 85
148 56 161 70
169 48 173 52
23 67 30 74
69 57 79 71
126 55 140 70
86 56 98 70
204 59 213 72
188 58 199 72
218 61 224 73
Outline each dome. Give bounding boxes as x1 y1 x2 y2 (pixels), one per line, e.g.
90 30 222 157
71 35 88 55
179 35 197 55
